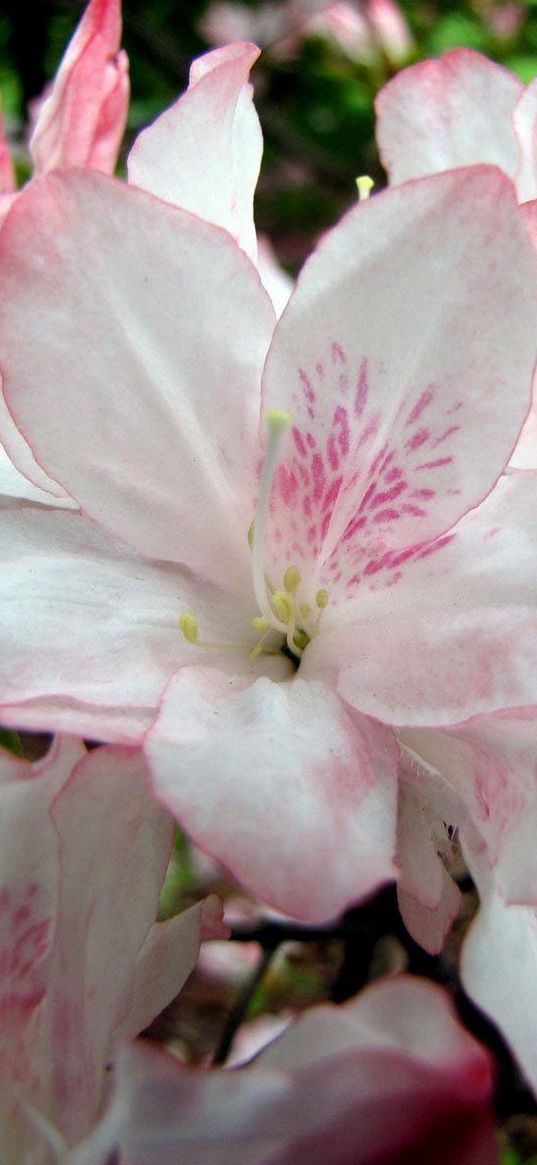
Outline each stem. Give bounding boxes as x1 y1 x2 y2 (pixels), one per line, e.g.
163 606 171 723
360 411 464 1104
213 947 274 1066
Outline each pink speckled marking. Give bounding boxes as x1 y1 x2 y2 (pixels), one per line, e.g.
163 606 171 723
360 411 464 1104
0 883 51 1019
416 456 453 471
265 342 466 602
327 434 339 471
433 424 460 447
354 358 369 417
405 386 435 426
292 426 307 458
405 427 430 452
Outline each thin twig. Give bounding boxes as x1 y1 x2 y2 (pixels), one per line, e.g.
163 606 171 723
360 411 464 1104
213 947 275 1067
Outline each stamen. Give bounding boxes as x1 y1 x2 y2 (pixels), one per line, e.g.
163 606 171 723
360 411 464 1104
251 409 292 629
179 611 254 655
316 588 329 609
271 589 294 624
284 565 301 593
179 611 199 644
356 175 374 201
251 616 269 633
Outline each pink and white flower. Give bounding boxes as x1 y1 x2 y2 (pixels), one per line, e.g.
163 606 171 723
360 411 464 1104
0 736 223 1162
68 976 499 1165
0 158 536 922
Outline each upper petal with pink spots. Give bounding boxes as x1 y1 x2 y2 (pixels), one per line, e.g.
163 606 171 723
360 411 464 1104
261 167 537 610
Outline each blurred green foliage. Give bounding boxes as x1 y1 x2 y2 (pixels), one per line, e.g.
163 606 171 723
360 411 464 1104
0 726 22 756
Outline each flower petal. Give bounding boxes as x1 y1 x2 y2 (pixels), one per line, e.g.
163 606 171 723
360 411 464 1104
0 506 245 742
396 756 461 954
145 668 399 922
0 441 75 505
128 42 262 260
0 170 276 591
513 77 537 202
406 710 537 906
116 897 223 1045
461 856 537 1095
304 472 537 725
29 0 129 174
260 168 537 603
70 978 498 1165
0 372 74 503
42 745 175 1143
375 50 522 185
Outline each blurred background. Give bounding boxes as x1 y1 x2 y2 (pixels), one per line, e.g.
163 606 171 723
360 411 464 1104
2 0 537 271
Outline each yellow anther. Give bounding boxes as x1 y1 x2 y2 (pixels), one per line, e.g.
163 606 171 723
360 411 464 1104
299 602 312 620
284 565 301 593
271 589 294 624
316 588 329 609
293 628 310 651
251 616 269 633
247 522 254 549
266 408 292 433
356 175 374 201
179 611 199 644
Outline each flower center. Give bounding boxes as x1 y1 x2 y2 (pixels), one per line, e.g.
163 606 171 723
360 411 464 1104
178 410 330 664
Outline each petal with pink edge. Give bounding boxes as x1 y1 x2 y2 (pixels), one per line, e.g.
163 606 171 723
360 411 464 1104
0 737 85 1162
0 506 245 743
0 505 289 743
260 168 537 600
69 978 498 1165
0 442 75 505
128 43 262 261
29 0 129 174
0 372 74 503
36 745 175 1144
375 50 522 185
0 171 276 591
0 736 83 1041
145 667 399 922
117 897 229 1044
396 755 461 954
406 710 537 906
303 472 537 725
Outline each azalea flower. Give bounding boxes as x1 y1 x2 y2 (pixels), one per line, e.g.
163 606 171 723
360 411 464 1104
0 736 224 1163
68 977 499 1165
0 156 536 923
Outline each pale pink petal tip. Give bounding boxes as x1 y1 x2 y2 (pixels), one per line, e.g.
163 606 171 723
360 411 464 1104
128 41 262 259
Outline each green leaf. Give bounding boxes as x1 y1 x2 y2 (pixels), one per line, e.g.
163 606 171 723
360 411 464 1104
0 727 23 757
